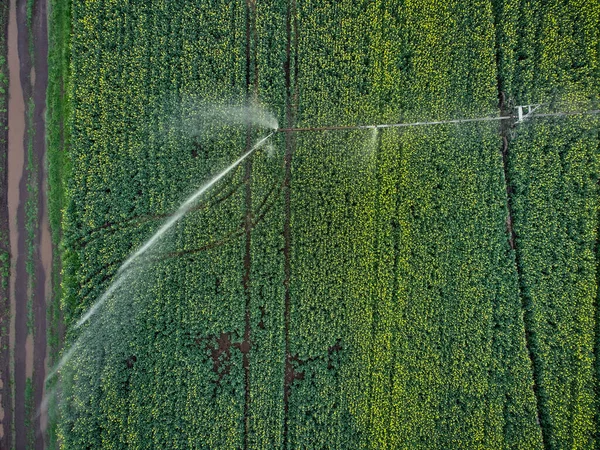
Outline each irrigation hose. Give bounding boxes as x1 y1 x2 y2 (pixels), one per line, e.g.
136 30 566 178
274 109 600 133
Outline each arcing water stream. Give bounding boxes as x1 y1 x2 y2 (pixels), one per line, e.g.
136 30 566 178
57 104 600 359
274 108 600 133
76 132 275 329
180 102 280 132
45 102 599 423
44 131 275 390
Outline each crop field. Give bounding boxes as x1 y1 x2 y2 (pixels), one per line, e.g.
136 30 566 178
46 0 599 449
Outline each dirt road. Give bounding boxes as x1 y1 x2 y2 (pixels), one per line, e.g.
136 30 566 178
8 0 28 447
6 0 51 447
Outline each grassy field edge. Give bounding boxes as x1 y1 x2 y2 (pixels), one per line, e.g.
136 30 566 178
0 1 12 448
46 0 71 446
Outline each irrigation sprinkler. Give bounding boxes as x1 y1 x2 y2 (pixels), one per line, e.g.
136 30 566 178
515 104 543 124
274 105 600 134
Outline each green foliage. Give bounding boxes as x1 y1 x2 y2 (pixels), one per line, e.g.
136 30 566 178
47 0 71 247
57 0 251 448
0 0 6 115
26 97 37 334
25 378 35 449
51 0 598 448
509 117 599 448
496 0 600 447
0 251 8 290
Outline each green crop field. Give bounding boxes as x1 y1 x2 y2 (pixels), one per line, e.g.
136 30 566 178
47 0 599 448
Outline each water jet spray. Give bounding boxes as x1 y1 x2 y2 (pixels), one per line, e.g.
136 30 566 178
74 132 275 329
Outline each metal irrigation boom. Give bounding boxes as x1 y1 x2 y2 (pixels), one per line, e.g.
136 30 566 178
274 105 600 133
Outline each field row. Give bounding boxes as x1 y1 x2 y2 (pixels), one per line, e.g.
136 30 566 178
49 0 599 448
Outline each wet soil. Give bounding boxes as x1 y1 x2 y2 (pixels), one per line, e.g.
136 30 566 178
25 334 33 378
283 341 342 389
195 332 245 386
327 339 342 370
210 333 235 383
285 356 304 386
7 0 27 448
6 0 50 448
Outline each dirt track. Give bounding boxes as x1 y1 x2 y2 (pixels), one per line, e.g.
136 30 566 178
8 0 28 448
0 0 7 439
6 0 51 448
1 1 20 447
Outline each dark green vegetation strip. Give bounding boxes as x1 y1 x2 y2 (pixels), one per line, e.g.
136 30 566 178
56 1 251 447
24 377 34 448
0 1 11 448
249 0 287 447
47 0 72 446
25 96 35 334
495 0 600 447
48 0 599 448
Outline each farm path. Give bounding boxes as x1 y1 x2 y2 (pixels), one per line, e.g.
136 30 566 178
6 0 50 448
4 0 23 446
8 0 29 447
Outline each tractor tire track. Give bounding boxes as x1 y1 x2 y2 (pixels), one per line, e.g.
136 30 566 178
282 0 297 447
595 136 600 450
9 0 31 447
75 176 278 297
241 1 258 448
71 177 244 250
497 90 547 446
7 0 51 447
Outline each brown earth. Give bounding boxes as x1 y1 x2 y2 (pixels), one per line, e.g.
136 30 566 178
6 0 51 448
25 334 33 378
7 0 27 449
0 379 4 441
195 332 238 386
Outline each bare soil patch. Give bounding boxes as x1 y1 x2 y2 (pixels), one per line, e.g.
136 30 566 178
6 0 51 447
7 0 27 447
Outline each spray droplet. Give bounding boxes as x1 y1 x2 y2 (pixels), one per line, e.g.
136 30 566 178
179 100 279 133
